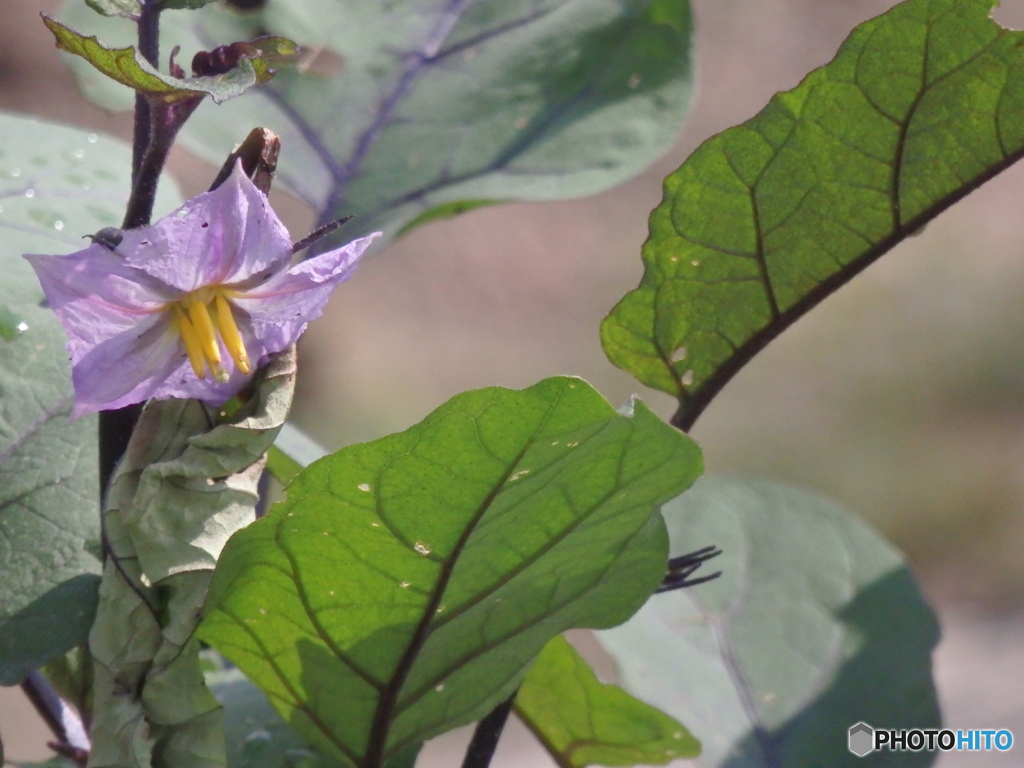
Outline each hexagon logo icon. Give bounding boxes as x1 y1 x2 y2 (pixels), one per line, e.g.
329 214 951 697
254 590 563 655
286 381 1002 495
849 722 875 757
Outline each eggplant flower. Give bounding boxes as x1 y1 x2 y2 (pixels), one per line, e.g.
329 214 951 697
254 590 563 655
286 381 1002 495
25 163 379 417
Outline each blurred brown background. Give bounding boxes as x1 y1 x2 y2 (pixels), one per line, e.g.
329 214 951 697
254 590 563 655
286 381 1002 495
2 0 1023 764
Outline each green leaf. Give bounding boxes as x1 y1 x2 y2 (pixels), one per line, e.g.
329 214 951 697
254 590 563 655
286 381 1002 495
597 478 941 768
160 0 220 9
0 113 180 684
602 0 1024 428
85 0 141 18
267 422 328 485
58 0 695 245
208 668 345 768
516 635 699 768
199 377 702 768
43 17 296 105
395 200 501 238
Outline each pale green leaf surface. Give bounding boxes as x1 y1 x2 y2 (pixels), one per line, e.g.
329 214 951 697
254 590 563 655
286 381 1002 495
208 668 344 768
199 377 702 768
516 635 699 768
0 113 179 684
89 350 297 768
58 0 694 245
597 478 941 767
602 0 1024 427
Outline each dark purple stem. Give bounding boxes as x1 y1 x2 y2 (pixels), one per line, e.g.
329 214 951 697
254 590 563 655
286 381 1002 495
460 694 516 768
130 0 160 184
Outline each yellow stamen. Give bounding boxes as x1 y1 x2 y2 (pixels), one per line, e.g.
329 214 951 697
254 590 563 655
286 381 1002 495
187 300 222 366
176 309 207 380
215 293 251 374
188 299 229 382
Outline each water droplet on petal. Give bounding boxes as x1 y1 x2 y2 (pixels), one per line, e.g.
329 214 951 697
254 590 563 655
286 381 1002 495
53 220 64 231
16 322 28 333
24 189 34 198
81 182 92 191
175 209 188 218
357 483 371 492
681 369 695 386
414 542 431 556
0 204 5 213
87 133 98 143
73 148 85 159
10 168 21 177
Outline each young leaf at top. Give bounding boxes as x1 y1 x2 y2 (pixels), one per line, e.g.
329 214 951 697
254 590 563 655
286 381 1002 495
57 0 695 246
43 17 298 105
598 478 941 768
602 0 1024 429
199 377 702 768
516 634 699 768
85 0 142 19
0 113 180 684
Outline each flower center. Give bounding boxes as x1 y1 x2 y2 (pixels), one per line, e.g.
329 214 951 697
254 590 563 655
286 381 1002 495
171 286 251 382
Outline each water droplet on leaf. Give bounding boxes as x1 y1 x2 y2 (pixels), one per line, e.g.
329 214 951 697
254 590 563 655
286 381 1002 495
414 542 431 555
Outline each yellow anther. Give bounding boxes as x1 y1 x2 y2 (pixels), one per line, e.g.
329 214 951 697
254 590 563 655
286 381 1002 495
187 300 222 365
176 308 207 380
215 293 251 374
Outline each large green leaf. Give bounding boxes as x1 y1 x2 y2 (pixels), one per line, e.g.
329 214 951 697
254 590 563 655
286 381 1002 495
58 0 694 245
597 478 941 768
602 0 1024 429
0 113 179 684
199 377 702 768
516 634 699 768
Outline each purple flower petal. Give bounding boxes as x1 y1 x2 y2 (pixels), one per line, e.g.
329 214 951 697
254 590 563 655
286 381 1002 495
122 163 292 293
25 247 173 361
233 232 380 357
